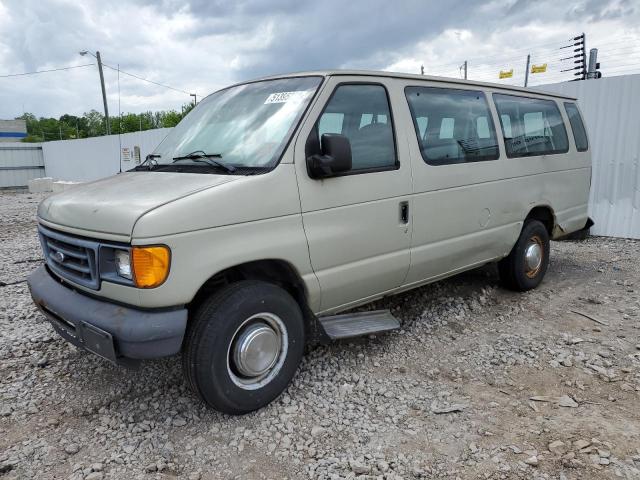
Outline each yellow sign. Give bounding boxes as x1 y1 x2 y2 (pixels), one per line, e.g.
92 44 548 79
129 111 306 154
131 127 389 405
531 63 547 74
499 69 513 79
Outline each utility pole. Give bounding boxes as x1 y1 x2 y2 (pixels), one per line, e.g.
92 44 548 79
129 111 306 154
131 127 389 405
96 52 111 135
463 60 468 80
80 50 111 135
420 65 424 75
524 54 531 87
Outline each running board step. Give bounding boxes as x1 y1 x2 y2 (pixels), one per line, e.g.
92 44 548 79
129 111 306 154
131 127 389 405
318 310 401 340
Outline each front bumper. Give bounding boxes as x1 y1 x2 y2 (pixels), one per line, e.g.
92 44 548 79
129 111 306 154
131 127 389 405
27 266 187 364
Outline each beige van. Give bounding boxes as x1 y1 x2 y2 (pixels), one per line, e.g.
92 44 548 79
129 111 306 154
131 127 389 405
28 70 592 414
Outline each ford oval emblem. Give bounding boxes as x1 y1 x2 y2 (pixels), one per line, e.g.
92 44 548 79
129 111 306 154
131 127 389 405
54 251 65 263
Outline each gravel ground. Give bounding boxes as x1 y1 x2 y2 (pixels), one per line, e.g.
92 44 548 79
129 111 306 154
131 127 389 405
1 190 639 480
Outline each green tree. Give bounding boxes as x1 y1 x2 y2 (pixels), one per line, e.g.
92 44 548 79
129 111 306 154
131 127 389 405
15 102 194 143
160 110 183 128
16 113 42 141
83 110 106 137
181 101 196 117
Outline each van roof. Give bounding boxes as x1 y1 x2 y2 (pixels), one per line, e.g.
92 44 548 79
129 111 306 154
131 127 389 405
250 69 577 101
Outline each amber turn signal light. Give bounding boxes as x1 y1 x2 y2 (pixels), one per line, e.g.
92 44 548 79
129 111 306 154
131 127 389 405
132 246 170 288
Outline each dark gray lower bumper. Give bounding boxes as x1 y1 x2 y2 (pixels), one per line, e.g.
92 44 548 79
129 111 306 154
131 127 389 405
27 266 187 363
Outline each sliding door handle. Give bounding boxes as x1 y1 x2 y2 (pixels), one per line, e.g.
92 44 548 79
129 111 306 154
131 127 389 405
399 201 409 224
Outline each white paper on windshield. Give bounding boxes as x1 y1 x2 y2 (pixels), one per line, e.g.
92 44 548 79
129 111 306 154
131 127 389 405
264 91 309 104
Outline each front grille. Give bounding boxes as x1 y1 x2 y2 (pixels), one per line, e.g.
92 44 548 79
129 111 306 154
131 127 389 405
38 225 100 290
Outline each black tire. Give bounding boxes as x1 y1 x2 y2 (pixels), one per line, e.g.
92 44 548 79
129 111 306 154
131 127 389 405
498 220 550 291
182 280 305 415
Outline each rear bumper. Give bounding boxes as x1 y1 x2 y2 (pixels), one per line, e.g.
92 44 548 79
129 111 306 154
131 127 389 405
27 266 187 364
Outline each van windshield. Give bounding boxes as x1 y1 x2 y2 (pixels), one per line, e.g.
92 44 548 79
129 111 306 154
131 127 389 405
150 76 322 172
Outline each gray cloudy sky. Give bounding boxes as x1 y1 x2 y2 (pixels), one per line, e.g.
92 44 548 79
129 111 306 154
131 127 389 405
0 0 639 119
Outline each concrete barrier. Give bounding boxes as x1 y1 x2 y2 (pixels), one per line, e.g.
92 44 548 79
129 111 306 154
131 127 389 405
51 180 82 193
27 177 54 193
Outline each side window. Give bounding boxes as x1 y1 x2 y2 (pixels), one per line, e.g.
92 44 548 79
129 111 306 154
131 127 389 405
493 94 569 158
500 114 512 138
416 117 428 138
440 118 455 139
523 112 545 137
359 113 388 128
476 116 491 139
318 113 344 137
314 84 397 172
564 102 589 152
404 86 499 165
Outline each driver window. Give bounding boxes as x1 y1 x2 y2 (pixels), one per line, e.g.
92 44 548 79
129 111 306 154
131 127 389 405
313 84 397 172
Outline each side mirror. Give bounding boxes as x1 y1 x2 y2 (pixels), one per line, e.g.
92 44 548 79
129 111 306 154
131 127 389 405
307 133 352 178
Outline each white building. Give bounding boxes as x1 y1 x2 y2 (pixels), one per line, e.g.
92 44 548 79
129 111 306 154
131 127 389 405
0 119 27 142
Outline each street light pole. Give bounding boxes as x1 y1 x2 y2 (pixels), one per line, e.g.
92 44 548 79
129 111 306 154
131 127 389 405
80 50 111 135
190 93 197 106
96 51 111 135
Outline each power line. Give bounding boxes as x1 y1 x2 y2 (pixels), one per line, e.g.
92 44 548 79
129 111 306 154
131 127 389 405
101 62 195 96
0 63 95 78
423 36 577 72
599 45 640 55
585 37 639 49
423 34 606 85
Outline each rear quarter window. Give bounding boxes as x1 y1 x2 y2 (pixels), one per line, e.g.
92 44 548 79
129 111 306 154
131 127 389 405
493 94 569 158
564 102 589 152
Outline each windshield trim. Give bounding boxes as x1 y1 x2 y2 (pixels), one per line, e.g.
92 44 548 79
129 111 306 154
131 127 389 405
153 75 326 175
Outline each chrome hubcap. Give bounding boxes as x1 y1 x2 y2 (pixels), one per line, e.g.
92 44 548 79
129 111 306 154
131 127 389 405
524 240 543 276
227 313 287 390
233 324 280 377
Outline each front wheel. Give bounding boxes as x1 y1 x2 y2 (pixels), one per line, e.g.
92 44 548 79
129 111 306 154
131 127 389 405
183 280 305 414
498 220 550 291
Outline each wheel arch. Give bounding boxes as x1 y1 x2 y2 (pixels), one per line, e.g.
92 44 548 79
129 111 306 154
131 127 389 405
524 205 557 237
188 259 319 341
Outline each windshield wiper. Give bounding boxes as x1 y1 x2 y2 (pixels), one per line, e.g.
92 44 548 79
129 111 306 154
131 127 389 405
129 153 161 171
172 150 236 173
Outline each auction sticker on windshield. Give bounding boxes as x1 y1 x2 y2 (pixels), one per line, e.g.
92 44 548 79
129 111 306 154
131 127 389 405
264 91 309 104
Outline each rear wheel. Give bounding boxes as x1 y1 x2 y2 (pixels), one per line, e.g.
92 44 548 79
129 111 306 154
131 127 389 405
498 220 550 291
183 280 305 414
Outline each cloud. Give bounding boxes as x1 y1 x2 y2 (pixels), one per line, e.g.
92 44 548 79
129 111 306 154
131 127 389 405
0 0 638 119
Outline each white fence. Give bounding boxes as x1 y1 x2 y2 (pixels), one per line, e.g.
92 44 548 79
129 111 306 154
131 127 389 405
0 143 45 188
0 128 171 187
538 75 640 239
42 128 171 182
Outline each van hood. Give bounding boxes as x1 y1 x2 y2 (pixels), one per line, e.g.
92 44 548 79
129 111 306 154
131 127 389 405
38 172 240 237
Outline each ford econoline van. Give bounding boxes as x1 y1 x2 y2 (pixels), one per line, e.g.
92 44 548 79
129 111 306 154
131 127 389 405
28 70 592 414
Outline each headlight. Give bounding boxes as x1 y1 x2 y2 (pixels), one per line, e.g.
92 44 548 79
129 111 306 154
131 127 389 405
114 249 132 279
131 246 171 288
100 245 171 288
